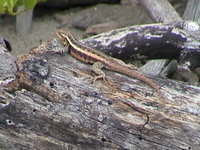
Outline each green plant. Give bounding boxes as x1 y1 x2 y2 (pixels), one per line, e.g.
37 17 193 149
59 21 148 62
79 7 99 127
0 0 46 15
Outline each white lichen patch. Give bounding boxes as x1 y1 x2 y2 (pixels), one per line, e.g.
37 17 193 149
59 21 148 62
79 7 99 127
184 41 200 49
6 119 15 125
97 114 104 122
183 20 200 32
83 27 139 48
171 28 187 40
115 39 127 48
109 52 113 56
143 33 162 39
117 49 122 54
145 43 150 46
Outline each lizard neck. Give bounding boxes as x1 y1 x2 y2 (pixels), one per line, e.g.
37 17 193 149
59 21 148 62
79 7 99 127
66 34 112 64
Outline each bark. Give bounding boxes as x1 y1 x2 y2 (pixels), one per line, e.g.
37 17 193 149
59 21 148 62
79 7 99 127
83 23 200 69
139 0 182 24
0 27 200 149
139 0 183 76
0 39 16 86
183 0 200 23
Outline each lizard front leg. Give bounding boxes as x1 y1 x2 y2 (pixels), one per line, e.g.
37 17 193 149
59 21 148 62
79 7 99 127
92 62 106 83
91 62 118 87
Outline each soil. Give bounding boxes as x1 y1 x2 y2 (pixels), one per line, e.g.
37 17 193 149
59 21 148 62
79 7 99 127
0 0 150 57
0 0 185 58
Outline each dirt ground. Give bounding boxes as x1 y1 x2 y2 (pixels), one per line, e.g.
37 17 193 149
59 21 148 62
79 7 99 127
0 0 185 58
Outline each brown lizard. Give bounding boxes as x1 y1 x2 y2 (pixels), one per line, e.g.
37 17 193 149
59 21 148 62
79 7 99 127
56 30 167 102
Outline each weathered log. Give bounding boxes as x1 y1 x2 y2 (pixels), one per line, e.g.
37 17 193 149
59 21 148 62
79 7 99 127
183 0 200 23
0 39 16 86
139 0 182 24
139 0 182 76
0 28 200 149
83 23 200 70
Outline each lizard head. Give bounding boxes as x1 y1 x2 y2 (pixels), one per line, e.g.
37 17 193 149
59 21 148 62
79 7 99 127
56 30 71 47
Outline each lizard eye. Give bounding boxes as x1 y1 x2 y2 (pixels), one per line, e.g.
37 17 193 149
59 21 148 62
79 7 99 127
64 40 69 45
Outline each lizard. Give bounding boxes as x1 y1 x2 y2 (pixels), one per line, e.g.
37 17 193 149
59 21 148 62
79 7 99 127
56 30 167 102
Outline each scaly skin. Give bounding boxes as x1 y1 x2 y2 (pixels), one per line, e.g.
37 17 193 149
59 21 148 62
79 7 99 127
56 30 167 102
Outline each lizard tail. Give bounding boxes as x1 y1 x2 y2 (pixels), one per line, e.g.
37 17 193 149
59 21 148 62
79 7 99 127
110 65 167 102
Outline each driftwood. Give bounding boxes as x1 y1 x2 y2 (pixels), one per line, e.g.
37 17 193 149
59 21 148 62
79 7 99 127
1 0 200 149
183 0 200 23
83 23 200 70
138 0 183 76
140 0 182 24
139 0 200 79
0 24 200 149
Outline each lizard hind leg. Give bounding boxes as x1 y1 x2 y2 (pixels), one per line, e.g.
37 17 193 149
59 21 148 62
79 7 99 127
91 62 106 84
